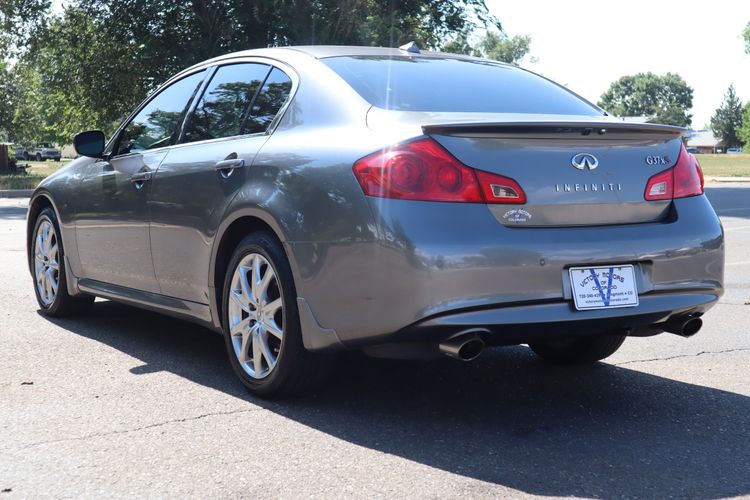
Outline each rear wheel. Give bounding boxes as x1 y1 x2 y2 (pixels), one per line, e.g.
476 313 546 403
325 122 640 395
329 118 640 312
35 153 42 161
31 208 94 316
529 333 626 364
222 232 332 397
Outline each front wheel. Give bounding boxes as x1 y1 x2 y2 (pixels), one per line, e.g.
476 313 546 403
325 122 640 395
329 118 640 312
35 153 43 161
31 208 94 316
222 232 333 397
528 333 626 364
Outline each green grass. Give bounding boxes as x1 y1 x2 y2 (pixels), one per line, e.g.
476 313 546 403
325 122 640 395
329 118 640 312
0 159 70 190
2 155 748 191
696 154 750 178
0 174 47 190
22 160 70 177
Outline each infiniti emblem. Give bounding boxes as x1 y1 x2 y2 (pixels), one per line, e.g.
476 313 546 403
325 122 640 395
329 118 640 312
571 153 599 170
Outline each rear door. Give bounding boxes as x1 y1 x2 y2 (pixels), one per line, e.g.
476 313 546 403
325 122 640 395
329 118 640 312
148 62 294 303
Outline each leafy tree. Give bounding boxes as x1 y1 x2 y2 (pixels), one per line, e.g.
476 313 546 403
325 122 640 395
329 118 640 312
710 84 744 148
12 0 501 143
442 30 532 65
0 61 17 141
744 21 750 55
711 85 744 148
739 102 750 148
0 0 50 54
598 72 694 127
477 32 532 64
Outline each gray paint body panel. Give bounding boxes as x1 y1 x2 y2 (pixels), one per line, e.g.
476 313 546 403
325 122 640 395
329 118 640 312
28 46 724 352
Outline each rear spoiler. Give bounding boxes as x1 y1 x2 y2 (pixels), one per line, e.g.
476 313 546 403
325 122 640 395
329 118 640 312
422 121 685 140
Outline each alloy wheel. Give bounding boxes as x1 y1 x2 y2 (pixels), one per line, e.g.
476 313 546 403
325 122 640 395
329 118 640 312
227 253 284 379
34 219 60 306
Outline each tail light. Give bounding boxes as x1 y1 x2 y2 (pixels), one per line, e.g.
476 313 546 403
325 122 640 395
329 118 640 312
644 144 704 201
352 138 526 204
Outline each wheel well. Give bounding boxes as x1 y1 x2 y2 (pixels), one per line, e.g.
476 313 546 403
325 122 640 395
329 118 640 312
26 194 54 272
212 216 284 323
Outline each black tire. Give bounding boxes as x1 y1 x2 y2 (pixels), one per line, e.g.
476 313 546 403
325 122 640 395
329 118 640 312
222 231 333 398
528 333 626 364
31 208 94 317
35 154 43 161
54 158 60 162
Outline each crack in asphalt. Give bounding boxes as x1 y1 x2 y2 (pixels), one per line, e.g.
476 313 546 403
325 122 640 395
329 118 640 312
6 406 264 451
615 347 750 366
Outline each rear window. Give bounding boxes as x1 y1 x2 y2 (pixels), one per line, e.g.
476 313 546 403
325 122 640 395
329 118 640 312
322 56 600 115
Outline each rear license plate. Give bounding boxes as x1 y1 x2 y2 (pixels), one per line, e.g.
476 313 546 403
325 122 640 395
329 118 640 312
569 265 639 311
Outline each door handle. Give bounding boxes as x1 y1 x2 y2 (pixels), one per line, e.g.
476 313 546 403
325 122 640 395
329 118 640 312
129 171 152 190
214 158 245 178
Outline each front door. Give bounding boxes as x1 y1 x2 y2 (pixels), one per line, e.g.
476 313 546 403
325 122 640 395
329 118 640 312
74 69 208 293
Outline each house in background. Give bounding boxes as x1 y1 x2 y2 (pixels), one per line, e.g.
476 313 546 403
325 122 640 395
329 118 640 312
615 116 653 123
686 130 720 154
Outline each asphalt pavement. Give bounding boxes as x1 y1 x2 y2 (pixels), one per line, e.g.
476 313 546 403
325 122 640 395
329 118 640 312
1 186 749 498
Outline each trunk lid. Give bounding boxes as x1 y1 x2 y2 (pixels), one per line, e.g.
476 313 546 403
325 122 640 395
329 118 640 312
368 109 684 227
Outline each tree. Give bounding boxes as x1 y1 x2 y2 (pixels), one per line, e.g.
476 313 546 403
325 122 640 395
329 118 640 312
598 73 694 127
0 61 17 141
710 85 744 148
744 21 750 55
0 0 50 54
12 0 501 143
739 102 750 148
442 30 532 65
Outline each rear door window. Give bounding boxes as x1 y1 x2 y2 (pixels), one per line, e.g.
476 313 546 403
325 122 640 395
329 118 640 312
244 68 293 134
183 63 271 142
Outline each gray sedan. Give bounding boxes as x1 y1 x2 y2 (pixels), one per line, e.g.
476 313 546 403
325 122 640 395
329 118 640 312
26 45 724 397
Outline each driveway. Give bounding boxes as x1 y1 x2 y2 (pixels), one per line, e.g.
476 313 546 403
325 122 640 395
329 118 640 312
1 186 749 498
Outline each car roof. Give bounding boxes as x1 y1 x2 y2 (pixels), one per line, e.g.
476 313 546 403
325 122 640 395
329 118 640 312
188 44 507 71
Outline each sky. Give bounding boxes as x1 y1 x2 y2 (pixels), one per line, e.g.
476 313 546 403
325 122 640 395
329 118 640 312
486 0 750 128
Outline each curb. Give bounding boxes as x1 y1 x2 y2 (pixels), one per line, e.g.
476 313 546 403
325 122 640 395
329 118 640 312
705 177 750 183
0 189 33 198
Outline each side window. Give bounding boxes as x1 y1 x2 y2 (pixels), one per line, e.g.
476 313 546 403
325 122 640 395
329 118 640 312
244 68 293 134
116 70 206 156
183 63 270 143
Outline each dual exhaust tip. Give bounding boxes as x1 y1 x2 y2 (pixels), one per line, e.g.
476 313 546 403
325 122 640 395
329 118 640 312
663 314 703 337
437 315 702 362
439 332 486 361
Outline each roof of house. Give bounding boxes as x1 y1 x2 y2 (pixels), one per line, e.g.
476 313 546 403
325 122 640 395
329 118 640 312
686 130 719 147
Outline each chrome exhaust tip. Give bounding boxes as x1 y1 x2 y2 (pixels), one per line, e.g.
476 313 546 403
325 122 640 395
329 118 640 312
663 315 703 338
439 334 486 361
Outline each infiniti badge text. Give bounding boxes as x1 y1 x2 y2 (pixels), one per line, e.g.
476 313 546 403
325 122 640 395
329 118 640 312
555 183 623 192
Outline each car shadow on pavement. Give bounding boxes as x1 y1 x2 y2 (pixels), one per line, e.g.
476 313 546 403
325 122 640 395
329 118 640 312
47 300 750 499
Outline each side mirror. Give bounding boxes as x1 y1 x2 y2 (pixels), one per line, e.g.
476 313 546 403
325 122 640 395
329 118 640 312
73 130 106 158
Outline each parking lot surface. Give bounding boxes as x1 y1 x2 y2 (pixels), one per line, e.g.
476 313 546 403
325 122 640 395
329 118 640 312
1 186 749 498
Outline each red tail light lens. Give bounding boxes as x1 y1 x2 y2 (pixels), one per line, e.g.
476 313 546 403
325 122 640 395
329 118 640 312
352 138 526 204
644 144 704 201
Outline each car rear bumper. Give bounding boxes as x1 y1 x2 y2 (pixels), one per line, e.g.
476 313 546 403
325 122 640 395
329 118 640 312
291 194 724 350
393 290 719 345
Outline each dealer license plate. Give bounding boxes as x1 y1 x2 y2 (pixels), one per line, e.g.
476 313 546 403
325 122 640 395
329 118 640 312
569 265 639 311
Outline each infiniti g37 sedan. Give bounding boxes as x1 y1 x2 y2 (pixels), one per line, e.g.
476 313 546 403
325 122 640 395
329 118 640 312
27 45 724 397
